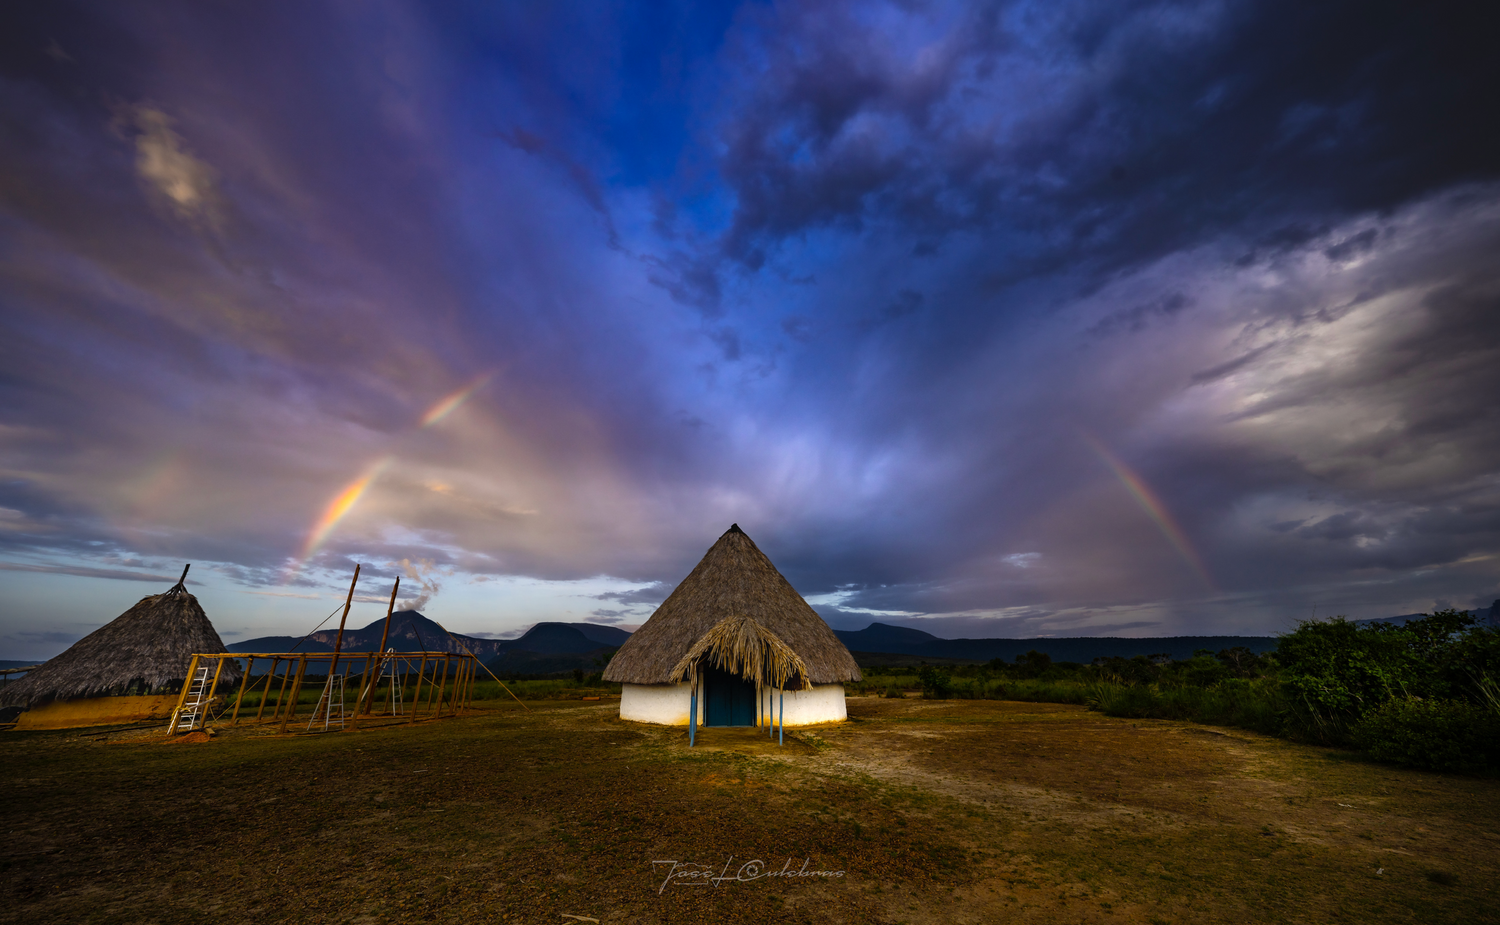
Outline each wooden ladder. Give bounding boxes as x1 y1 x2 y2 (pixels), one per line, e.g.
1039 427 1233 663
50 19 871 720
169 664 214 733
308 672 346 732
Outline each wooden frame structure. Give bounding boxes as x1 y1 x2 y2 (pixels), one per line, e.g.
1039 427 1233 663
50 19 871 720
165 566 520 735
166 650 480 735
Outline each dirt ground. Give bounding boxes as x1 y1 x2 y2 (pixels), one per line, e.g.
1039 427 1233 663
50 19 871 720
1 697 1497 924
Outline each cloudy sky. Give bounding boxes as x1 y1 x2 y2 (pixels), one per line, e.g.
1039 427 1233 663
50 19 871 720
2 1 1497 658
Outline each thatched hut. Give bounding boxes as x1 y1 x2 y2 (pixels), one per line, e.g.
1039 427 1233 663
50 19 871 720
604 525 860 728
0 566 240 728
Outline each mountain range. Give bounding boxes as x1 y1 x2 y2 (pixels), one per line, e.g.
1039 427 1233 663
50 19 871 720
224 605 1500 676
230 612 632 674
831 623 1277 664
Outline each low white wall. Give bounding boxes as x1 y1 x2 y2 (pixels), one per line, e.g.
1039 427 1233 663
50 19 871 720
620 681 846 726
759 683 847 727
620 682 703 725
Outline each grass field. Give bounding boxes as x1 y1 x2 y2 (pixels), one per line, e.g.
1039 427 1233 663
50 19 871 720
2 697 1497 924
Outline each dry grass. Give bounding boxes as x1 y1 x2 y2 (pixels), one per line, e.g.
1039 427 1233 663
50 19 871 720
1 698 1497 924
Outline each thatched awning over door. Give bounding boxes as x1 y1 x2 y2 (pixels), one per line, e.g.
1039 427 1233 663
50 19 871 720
669 614 812 691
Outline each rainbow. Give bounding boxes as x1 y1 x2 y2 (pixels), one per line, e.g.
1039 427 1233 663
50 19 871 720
301 457 391 561
420 373 491 428
283 373 490 581
1082 433 1217 593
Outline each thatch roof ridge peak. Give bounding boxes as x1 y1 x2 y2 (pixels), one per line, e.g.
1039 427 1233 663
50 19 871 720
603 525 860 685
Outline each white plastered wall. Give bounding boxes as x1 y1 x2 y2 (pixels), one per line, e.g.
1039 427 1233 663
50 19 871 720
619 681 847 726
619 682 704 725
758 683 847 726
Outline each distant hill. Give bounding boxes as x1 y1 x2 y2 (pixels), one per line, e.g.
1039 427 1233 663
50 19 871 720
836 623 946 652
232 614 631 666
487 649 618 676
232 611 487 657
1357 606 1494 628
834 622 1277 664
500 622 630 655
484 622 628 677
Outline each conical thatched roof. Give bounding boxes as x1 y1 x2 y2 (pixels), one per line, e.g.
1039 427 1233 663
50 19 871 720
0 566 241 708
603 525 861 686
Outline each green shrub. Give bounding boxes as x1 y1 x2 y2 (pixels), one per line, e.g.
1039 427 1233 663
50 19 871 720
883 685 905 699
1083 678 1288 737
1277 610 1479 743
918 666 952 699
998 679 1090 705
1352 697 1500 774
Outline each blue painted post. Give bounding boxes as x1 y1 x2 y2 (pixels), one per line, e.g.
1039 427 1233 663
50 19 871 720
689 678 697 748
779 688 784 746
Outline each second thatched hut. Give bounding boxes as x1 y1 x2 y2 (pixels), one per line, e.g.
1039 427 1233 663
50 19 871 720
0 566 239 729
603 524 861 727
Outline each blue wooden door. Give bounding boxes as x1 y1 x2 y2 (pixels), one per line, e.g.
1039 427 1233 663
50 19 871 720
704 665 756 726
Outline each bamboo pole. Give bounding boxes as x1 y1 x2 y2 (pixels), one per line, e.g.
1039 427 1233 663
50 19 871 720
362 578 400 715
253 659 278 723
204 655 227 724
408 655 427 724
279 655 309 733
397 655 410 716
448 657 462 715
294 566 358 733
231 657 254 725
341 660 352 726
326 565 361 681
271 659 293 721
166 654 201 736
439 632 529 710
350 652 374 730
432 657 450 716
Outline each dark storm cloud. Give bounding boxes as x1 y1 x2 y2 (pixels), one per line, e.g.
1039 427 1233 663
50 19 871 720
0 1 1497 643
711 1 1500 281
647 0 1500 632
750 187 1500 629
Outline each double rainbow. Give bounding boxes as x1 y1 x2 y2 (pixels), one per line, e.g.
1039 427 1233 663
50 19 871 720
286 374 491 577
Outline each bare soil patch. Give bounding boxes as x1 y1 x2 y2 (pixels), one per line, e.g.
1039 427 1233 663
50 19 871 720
1 699 1496 924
